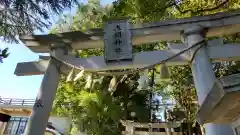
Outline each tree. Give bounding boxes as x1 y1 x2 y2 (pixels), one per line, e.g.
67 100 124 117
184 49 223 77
0 0 78 62
103 0 240 134
52 1 151 135
0 0 78 42
0 48 10 63
54 74 150 135
54 77 123 135
51 0 240 134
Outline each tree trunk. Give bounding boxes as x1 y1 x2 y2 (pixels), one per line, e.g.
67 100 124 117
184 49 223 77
124 90 128 120
188 122 192 135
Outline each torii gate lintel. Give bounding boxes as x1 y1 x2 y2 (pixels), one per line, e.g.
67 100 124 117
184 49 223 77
14 39 240 76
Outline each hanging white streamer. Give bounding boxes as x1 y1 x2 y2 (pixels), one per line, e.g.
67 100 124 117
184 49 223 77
74 70 84 81
84 74 93 89
108 76 118 92
159 64 171 82
137 69 148 90
66 67 75 82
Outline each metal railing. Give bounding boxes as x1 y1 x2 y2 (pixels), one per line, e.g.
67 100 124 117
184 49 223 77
0 98 35 106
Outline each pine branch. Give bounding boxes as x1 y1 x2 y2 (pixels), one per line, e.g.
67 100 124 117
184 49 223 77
150 0 229 16
0 22 29 28
173 0 229 14
0 0 78 42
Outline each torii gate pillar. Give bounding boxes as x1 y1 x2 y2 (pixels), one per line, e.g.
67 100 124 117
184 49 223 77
182 26 234 135
24 46 65 135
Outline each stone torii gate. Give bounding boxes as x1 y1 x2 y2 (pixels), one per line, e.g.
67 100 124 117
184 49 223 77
15 10 240 135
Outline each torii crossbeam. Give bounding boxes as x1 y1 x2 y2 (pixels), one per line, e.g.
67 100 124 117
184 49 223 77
15 39 240 76
18 10 240 135
20 10 240 53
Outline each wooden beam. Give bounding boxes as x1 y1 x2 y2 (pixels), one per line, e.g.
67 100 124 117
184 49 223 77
167 43 191 60
167 42 240 62
167 38 224 60
122 131 182 135
0 109 9 114
1 110 31 116
15 50 189 76
39 55 50 60
14 43 240 76
21 108 31 113
208 43 240 61
120 120 181 128
14 60 48 76
20 10 240 53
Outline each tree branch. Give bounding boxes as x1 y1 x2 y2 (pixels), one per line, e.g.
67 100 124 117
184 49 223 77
148 0 229 18
174 0 229 14
0 21 28 28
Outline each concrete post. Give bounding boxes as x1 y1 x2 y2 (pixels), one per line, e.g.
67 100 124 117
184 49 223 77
166 128 172 135
0 122 6 134
24 47 65 135
182 26 234 135
126 125 134 135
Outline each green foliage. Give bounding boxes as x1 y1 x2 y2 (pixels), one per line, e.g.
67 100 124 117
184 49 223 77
110 0 240 131
0 0 78 42
54 74 150 135
0 0 78 64
54 78 122 135
0 48 10 63
51 2 151 132
167 66 197 123
51 0 240 134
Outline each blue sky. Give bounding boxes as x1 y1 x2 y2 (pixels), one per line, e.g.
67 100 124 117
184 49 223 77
0 0 113 99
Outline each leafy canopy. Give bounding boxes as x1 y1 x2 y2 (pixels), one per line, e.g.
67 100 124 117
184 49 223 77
51 0 240 134
0 0 78 42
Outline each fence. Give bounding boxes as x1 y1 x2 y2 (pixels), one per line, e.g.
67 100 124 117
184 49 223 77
121 120 183 135
0 98 35 106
